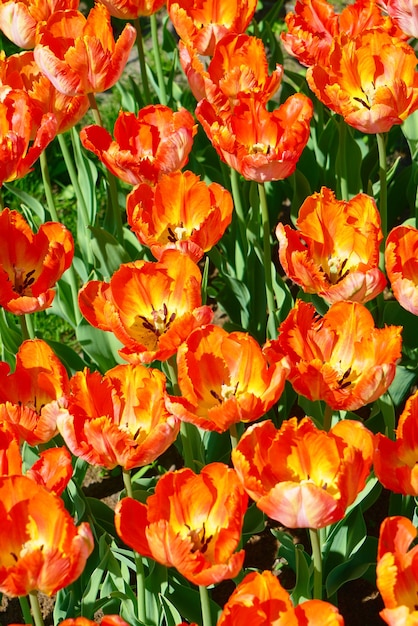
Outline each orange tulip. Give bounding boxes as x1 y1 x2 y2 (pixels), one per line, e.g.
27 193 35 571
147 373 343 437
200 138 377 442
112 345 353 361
167 0 258 55
217 570 344 625
381 0 418 38
306 28 418 133
78 249 213 363
232 417 374 529
276 186 386 304
115 463 248 586
0 50 89 134
33 3 136 96
126 170 233 262
80 105 197 185
98 0 164 19
268 299 402 411
165 324 290 433
281 0 400 68
374 389 418 496
196 93 313 183
0 339 70 445
376 516 418 625
0 0 78 49
0 474 94 596
0 87 57 185
385 224 418 315
26 447 73 495
0 208 74 314
56 363 180 471
53 619 131 626
179 33 283 109
0 420 22 476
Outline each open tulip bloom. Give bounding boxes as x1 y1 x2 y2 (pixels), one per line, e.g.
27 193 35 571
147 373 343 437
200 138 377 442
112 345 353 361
276 186 386 304
232 417 374 529
115 462 248 586
385 223 418 315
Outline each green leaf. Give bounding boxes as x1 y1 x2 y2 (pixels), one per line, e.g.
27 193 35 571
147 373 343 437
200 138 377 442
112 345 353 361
90 225 131 278
76 320 124 372
325 536 378 597
3 183 45 224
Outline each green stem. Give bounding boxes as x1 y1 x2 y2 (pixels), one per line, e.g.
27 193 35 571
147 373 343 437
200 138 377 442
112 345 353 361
199 585 213 626
0 186 4 210
134 17 152 105
19 596 34 625
40 146 81 325
323 405 333 432
230 167 248 266
337 120 348 201
377 132 387 241
150 13 167 105
309 528 323 600
20 314 34 340
29 591 44 626
87 93 123 243
123 469 147 624
59 133 91 233
40 151 57 221
258 182 277 340
229 423 239 449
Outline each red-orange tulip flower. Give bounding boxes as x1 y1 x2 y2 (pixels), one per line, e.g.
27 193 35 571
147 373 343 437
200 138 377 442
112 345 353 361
385 224 418 315
179 33 283 109
0 420 21 476
126 170 233 262
196 93 313 183
269 300 402 411
217 570 344 625
381 0 418 38
80 105 197 186
306 29 418 134
281 0 400 68
166 324 290 433
115 463 248 586
0 339 70 445
56 363 180 470
0 208 74 314
98 0 164 18
79 249 213 363
0 474 94 596
376 516 418 625
53 618 131 626
26 446 73 495
167 0 258 56
0 87 57 185
374 389 418 495
232 417 374 529
0 50 89 134
276 186 386 304
33 3 136 96
0 0 78 49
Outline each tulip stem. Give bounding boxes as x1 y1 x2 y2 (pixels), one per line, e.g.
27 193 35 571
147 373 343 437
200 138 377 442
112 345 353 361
376 132 387 241
87 93 123 244
20 314 34 340
40 148 82 326
199 585 213 626
258 182 277 340
230 168 248 280
323 404 333 431
229 423 239 449
134 18 152 105
309 528 323 600
123 468 147 625
19 596 33 625
150 13 167 106
29 591 44 626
